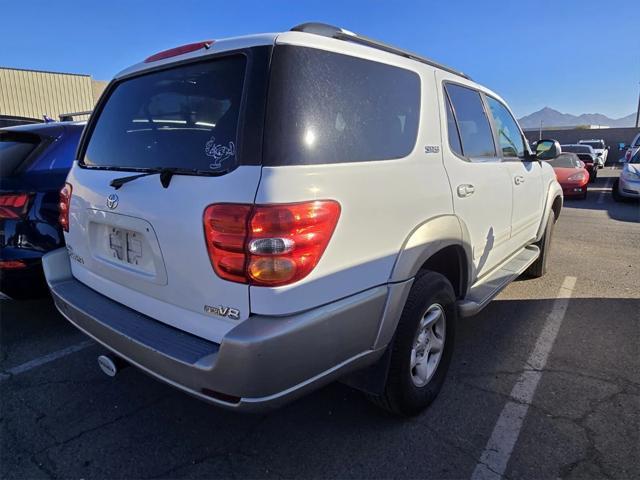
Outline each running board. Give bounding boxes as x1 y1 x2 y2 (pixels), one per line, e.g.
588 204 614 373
457 245 540 318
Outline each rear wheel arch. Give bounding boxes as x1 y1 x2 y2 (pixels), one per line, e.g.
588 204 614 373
417 245 468 300
390 215 471 296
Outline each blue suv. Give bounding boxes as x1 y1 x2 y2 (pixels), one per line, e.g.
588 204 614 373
0 121 84 299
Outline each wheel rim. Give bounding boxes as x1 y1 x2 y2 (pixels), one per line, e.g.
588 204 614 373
410 303 446 387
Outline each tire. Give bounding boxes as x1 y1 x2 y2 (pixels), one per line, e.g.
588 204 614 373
612 179 623 202
525 211 555 278
369 271 456 416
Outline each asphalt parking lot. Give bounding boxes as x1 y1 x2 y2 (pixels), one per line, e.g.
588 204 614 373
1 167 638 480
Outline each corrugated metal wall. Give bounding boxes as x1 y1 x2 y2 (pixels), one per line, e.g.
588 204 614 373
0 67 95 120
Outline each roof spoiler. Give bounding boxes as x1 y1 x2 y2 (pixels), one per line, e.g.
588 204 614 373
290 22 471 80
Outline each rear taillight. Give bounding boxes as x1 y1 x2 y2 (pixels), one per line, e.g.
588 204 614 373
0 193 31 219
0 259 27 269
203 200 341 286
59 183 72 232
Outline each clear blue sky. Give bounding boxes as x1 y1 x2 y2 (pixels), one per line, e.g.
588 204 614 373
2 0 639 118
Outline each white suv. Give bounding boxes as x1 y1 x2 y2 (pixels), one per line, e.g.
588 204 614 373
43 23 563 416
577 139 608 167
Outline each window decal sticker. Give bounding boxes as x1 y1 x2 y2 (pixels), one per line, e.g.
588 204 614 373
205 136 236 169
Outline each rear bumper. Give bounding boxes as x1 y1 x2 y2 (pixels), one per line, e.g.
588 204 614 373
43 248 390 412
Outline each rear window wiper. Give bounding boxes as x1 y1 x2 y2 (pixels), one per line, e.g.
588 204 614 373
110 168 181 190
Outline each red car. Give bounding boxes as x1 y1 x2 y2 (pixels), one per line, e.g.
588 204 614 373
547 152 590 199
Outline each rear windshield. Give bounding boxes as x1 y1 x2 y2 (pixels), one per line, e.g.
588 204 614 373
0 132 41 177
29 128 81 172
562 145 590 154
580 141 604 149
264 45 421 165
548 153 580 168
83 55 247 173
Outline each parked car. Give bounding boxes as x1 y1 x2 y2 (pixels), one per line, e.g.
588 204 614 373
623 132 640 163
546 152 589 199
577 139 608 167
561 144 598 182
613 147 640 201
0 122 84 299
41 23 563 416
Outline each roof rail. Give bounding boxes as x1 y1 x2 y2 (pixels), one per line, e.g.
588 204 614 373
290 22 471 80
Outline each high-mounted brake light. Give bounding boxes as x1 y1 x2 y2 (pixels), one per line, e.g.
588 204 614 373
144 40 215 63
59 183 72 232
0 193 31 219
203 201 341 286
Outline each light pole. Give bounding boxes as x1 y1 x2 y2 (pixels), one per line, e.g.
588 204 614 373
635 81 640 128
539 120 543 141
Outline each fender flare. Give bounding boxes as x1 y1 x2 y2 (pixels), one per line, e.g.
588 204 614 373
389 214 471 286
536 180 563 241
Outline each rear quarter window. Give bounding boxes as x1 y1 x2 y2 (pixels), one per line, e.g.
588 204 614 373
264 45 421 165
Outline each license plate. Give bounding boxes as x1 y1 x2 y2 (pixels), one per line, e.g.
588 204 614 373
108 228 144 266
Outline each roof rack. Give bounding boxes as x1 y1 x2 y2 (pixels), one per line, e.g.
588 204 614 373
59 110 92 122
290 22 471 80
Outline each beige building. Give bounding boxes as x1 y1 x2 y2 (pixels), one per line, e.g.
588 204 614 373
0 67 107 122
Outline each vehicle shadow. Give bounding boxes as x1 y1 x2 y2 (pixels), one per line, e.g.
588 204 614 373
563 172 639 224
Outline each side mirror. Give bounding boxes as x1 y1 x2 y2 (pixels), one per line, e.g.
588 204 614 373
535 139 562 161
578 160 586 168
607 146 610 150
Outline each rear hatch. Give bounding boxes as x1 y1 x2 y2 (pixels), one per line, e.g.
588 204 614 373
66 46 270 342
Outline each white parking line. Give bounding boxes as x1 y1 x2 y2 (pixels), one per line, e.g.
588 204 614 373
0 340 93 381
471 276 577 480
597 178 613 204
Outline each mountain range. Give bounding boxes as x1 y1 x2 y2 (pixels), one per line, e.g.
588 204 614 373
517 107 636 129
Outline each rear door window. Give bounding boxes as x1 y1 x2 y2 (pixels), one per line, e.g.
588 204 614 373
83 55 247 173
445 83 496 160
445 91 463 156
264 46 420 165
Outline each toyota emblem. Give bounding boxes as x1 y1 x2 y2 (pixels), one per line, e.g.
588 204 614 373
106 194 119 210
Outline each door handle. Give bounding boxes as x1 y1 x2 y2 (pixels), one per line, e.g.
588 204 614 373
514 175 525 185
457 184 475 198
